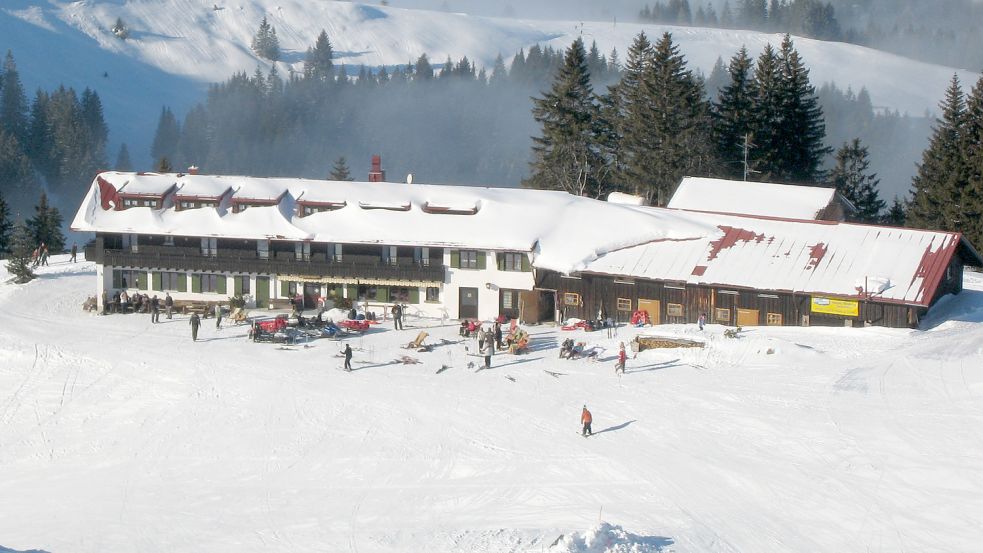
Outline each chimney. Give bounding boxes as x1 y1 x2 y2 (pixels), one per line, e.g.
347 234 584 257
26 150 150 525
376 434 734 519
188 165 200 175
368 155 385 182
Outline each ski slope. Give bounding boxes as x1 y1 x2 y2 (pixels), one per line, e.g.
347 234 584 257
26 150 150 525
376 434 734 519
1 0 980 164
1 256 982 552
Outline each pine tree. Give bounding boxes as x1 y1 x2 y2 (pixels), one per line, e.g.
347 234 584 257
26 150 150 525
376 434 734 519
748 44 783 180
882 196 907 226
178 104 209 170
0 128 38 207
489 54 508 86
112 17 129 39
303 30 334 82
0 193 10 255
329 156 353 181
621 32 714 204
775 35 830 183
414 54 434 80
251 17 280 61
524 38 608 198
5 221 35 283
712 46 755 179
26 192 64 253
115 143 132 171
151 107 180 166
0 51 29 147
828 138 884 223
156 157 173 173
908 75 967 232
606 32 654 195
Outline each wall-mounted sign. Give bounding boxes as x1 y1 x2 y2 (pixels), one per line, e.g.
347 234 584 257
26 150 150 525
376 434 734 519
811 296 859 317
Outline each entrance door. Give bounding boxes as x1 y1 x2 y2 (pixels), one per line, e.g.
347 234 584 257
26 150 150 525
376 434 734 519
459 287 479 319
255 276 271 308
303 283 321 309
519 290 540 324
736 308 760 326
637 299 661 325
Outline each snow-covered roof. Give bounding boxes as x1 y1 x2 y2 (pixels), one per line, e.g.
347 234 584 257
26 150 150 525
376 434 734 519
115 173 178 196
74 172 712 255
667 177 843 220
582 208 977 306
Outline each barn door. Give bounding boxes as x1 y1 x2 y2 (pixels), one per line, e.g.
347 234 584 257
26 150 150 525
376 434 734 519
519 291 540 323
637 299 661 325
736 308 759 326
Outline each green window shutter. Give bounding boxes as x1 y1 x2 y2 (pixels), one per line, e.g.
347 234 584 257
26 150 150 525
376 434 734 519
450 250 460 268
521 254 531 272
233 276 243 296
476 251 486 270
280 280 290 297
112 270 122 289
497 253 505 271
378 286 390 302
216 275 227 295
136 271 148 290
346 284 357 299
151 271 162 291
408 287 420 304
191 274 202 293
177 273 188 292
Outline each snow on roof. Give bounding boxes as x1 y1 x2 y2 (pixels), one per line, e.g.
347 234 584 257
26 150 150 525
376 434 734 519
114 172 177 196
73 172 713 256
667 177 840 220
583 208 969 306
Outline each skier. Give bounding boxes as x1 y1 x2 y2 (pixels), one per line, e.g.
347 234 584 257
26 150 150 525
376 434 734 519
391 303 403 330
164 292 174 319
615 342 627 375
150 295 161 323
189 313 201 341
214 303 223 329
581 405 593 437
483 335 494 369
40 243 49 266
70 243 78 263
342 343 353 371
698 312 706 331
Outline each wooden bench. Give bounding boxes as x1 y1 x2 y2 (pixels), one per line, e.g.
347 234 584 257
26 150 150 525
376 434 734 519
175 300 213 317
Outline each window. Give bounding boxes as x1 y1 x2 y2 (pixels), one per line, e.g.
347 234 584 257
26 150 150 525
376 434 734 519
767 313 783 326
391 287 410 302
426 287 440 303
331 243 343 262
460 250 478 269
161 272 184 291
667 303 684 317
382 245 397 265
617 298 632 311
201 237 217 257
715 308 731 322
114 269 145 289
502 253 525 271
563 292 581 307
180 201 195 209
163 235 175 246
414 247 430 266
286 281 298 297
295 241 311 261
233 275 250 295
122 233 138 252
196 273 222 293
358 285 378 300
257 240 270 260
502 290 514 309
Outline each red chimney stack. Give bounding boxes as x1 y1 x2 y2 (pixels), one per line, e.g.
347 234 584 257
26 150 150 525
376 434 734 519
368 155 386 182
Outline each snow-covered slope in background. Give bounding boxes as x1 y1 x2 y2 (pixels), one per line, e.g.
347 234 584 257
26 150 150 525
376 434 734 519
1 0 979 164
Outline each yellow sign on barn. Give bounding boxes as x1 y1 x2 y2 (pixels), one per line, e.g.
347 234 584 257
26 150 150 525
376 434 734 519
810 296 859 317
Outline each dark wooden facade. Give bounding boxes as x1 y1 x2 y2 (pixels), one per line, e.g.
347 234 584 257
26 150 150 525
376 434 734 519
536 261 969 329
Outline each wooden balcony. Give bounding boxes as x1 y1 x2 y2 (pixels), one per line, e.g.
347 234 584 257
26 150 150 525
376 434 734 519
91 245 445 283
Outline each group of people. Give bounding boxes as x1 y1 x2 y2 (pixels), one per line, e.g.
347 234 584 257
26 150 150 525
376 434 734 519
102 290 174 320
30 242 50 267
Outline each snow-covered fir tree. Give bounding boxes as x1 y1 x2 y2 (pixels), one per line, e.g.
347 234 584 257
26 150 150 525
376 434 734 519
5 221 34 283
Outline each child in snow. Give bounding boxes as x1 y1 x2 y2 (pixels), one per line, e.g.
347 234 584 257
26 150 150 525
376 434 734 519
581 405 593 436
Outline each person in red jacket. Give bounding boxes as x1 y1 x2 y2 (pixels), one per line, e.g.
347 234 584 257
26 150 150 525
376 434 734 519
615 342 627 375
581 405 593 436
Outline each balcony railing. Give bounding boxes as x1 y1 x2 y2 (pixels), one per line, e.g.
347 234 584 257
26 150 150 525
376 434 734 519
95 246 445 283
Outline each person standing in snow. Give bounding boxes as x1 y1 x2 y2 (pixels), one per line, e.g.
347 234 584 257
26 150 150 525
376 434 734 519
581 405 593 436
698 312 706 331
391 303 403 330
615 343 627 375
494 321 503 350
342 343 353 371
70 243 78 263
40 243 49 266
164 292 174 320
150 295 160 323
189 313 201 341
483 335 494 369
214 302 223 329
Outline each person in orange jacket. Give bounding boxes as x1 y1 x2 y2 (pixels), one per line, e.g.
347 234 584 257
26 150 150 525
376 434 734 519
581 405 593 436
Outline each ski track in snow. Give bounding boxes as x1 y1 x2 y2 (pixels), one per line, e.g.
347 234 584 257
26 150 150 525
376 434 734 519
1 256 983 552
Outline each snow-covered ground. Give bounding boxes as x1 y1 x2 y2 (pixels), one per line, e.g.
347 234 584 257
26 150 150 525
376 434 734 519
1 255 982 552
2 0 979 162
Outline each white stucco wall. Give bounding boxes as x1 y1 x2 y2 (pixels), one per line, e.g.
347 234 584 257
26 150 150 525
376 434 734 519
443 250 534 320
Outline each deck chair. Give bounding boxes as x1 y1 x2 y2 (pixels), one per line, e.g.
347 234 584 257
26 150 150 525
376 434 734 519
230 307 248 325
404 331 429 349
